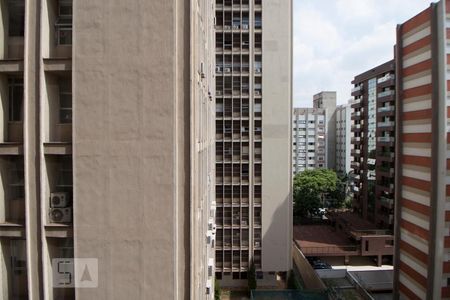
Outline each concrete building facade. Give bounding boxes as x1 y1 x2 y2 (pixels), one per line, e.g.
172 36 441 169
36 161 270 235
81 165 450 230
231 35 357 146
0 0 216 299
350 60 396 230
313 91 336 170
214 0 292 287
393 1 450 298
292 108 326 174
335 101 352 175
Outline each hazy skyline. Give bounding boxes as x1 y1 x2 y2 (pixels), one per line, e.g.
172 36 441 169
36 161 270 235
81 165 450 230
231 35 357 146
293 0 437 107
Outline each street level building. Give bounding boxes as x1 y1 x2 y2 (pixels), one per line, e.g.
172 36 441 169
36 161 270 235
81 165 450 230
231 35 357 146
214 0 292 287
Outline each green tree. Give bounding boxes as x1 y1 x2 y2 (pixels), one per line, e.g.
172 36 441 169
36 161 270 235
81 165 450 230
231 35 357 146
329 173 348 209
214 278 221 300
248 261 257 291
293 169 339 218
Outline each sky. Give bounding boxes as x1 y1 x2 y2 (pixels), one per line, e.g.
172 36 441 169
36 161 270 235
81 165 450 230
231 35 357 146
293 0 437 108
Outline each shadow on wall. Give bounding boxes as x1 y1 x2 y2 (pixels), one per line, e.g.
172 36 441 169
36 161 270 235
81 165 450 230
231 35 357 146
261 194 292 274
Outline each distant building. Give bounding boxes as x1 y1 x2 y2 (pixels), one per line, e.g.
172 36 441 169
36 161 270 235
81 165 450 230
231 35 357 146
394 1 450 298
335 100 353 175
350 60 396 230
292 108 326 174
313 91 337 169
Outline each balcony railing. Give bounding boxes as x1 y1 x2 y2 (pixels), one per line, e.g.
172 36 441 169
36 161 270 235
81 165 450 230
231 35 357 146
377 121 395 128
377 74 395 84
377 137 395 143
377 106 395 113
300 245 360 256
352 85 362 93
378 90 395 98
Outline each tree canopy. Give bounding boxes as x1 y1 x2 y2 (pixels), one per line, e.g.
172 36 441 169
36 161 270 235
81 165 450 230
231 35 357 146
293 169 346 218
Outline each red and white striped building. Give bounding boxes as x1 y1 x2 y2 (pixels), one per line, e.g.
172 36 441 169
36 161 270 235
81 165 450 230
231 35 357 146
394 0 450 298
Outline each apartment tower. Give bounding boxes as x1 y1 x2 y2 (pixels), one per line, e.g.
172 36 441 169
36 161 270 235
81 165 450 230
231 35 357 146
313 91 336 170
335 101 352 175
292 108 326 174
0 0 216 299
394 1 450 298
350 60 396 229
214 0 292 286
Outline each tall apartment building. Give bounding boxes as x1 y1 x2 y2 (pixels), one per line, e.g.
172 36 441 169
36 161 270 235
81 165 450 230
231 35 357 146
335 101 353 175
393 1 450 298
313 91 337 170
350 60 396 229
214 0 292 287
292 108 326 174
0 0 216 299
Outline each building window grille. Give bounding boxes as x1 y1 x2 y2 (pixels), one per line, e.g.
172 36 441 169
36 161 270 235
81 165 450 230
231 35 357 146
55 0 73 45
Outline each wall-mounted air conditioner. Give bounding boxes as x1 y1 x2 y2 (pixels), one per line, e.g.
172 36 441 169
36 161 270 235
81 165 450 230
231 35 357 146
50 192 69 208
50 207 72 223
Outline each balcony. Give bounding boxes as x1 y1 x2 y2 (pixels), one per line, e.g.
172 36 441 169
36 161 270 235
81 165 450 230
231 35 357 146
377 74 395 84
377 106 395 113
377 121 395 128
377 136 395 143
351 85 363 97
379 197 394 210
351 137 362 144
351 98 362 109
377 90 395 102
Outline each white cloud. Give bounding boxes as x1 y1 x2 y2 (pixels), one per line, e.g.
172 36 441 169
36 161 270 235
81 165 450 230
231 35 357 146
293 0 437 108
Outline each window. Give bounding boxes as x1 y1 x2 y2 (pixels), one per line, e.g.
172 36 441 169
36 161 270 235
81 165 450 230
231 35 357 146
8 0 25 37
55 0 73 45
8 78 23 122
59 78 72 123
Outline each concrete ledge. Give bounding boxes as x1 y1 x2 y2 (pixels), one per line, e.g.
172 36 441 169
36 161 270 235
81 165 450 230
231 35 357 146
0 59 24 73
0 143 23 155
0 223 25 238
43 58 72 72
45 224 73 238
43 142 72 155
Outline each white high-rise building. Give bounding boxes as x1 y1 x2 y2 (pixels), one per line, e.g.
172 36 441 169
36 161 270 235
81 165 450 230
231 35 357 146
335 100 353 175
292 108 326 174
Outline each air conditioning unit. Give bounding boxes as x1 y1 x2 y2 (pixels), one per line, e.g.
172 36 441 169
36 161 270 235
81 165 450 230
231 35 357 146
224 67 231 73
216 67 222 73
255 68 261 73
50 207 72 223
206 280 212 294
255 90 261 96
50 192 69 208
255 241 260 247
233 25 239 29
242 24 249 30
224 25 231 30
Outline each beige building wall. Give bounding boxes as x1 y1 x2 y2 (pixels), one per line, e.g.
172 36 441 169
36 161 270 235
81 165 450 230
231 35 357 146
261 0 292 273
0 0 216 299
73 1 216 299
313 91 336 170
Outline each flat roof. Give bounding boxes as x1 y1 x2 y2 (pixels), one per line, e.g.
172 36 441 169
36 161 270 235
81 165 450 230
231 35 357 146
293 225 355 248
